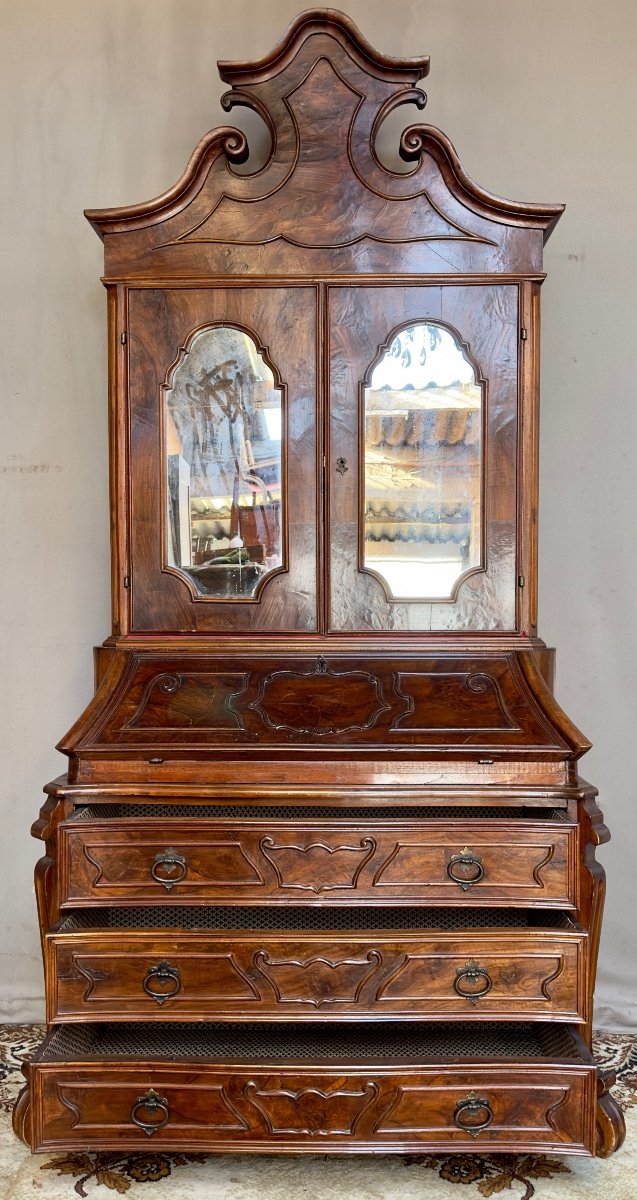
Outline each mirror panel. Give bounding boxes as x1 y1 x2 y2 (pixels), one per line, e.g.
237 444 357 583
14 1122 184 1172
165 325 283 598
363 322 483 601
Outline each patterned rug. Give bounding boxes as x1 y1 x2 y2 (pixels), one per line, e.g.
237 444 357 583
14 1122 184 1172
0 1025 633 1199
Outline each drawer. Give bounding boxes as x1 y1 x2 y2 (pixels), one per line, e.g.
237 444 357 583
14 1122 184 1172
58 803 578 908
26 1021 596 1154
47 907 587 1023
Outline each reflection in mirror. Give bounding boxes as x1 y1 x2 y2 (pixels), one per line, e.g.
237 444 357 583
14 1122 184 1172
165 326 283 597
363 322 482 601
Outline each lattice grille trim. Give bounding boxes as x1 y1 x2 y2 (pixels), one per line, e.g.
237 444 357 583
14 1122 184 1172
39 1021 584 1063
69 804 568 822
58 906 573 933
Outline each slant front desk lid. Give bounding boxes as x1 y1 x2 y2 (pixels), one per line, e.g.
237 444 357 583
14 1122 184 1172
57 649 589 779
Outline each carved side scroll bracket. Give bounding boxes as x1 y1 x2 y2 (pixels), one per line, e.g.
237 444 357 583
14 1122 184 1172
32 794 67 945
596 1069 626 1157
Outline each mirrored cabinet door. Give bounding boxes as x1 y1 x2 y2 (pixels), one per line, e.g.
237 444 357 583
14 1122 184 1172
128 287 318 633
328 285 519 632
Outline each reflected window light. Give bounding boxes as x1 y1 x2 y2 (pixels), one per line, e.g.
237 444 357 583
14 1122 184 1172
263 407 282 441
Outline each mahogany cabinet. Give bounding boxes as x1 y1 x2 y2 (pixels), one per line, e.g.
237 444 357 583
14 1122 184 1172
14 9 624 1160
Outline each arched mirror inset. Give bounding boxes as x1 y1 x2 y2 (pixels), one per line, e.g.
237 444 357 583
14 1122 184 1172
362 321 484 602
164 325 284 599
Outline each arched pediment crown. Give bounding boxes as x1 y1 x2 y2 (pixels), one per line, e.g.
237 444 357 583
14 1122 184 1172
86 9 563 275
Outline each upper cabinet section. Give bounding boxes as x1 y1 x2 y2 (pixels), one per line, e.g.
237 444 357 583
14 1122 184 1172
86 9 563 280
87 10 564 641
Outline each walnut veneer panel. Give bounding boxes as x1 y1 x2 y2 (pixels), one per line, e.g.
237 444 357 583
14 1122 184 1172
128 287 318 634
27 1022 596 1154
328 285 518 632
59 649 588 761
47 917 586 1023
58 812 578 908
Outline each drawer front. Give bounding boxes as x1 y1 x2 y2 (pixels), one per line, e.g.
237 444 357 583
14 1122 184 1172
58 817 577 907
31 1061 595 1153
48 930 586 1022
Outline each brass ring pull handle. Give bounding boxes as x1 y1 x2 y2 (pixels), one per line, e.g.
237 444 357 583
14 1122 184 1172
454 1092 494 1137
130 1088 170 1137
454 959 492 1004
143 961 181 1005
151 848 187 890
447 848 484 891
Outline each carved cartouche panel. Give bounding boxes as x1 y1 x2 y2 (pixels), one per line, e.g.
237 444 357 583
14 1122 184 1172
254 950 383 1007
243 1081 378 1136
259 836 376 892
249 656 390 736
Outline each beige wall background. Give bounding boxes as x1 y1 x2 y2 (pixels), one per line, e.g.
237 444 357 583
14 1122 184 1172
1 0 635 1025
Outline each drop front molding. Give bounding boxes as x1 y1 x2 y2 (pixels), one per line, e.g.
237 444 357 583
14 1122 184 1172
14 7 624 1163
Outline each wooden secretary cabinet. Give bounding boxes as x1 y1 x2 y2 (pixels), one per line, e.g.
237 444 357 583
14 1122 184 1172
14 9 625 1158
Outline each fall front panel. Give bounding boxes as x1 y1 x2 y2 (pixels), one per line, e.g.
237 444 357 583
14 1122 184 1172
128 287 318 632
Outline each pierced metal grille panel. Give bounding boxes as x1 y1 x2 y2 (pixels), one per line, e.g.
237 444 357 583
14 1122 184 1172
57 906 573 933
38 1021 585 1063
69 803 568 822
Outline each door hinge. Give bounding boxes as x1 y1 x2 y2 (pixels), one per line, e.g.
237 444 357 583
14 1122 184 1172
520 326 528 341
123 574 131 589
120 331 128 345
517 575 525 588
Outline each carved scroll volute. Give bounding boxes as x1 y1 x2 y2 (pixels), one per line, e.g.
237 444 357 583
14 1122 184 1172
218 8 430 193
